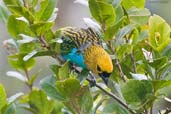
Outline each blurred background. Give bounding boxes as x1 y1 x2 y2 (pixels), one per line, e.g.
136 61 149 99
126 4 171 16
0 0 171 97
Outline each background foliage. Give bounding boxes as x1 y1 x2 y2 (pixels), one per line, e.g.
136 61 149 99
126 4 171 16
1 0 171 114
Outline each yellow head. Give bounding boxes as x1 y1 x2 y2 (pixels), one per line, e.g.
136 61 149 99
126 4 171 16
84 45 113 84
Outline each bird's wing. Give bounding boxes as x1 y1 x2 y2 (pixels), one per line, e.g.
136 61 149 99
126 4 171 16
59 27 102 54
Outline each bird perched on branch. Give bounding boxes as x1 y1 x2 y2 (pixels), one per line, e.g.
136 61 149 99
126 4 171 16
59 27 113 85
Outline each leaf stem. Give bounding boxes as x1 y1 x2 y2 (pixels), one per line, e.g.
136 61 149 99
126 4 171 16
86 78 136 114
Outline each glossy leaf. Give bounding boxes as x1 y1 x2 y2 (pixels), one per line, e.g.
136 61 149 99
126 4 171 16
89 0 116 27
148 15 171 52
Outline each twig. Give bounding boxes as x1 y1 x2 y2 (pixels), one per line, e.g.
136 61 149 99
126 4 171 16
130 51 136 73
150 103 153 114
163 108 171 114
86 78 136 114
24 69 32 90
115 58 127 82
108 41 127 82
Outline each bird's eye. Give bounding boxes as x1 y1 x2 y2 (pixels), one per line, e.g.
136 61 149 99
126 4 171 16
97 65 102 72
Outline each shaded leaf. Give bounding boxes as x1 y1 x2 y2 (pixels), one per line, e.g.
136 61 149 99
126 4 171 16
148 57 168 69
103 102 129 114
121 80 153 109
40 76 65 101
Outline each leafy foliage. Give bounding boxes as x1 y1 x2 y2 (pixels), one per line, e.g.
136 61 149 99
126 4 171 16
1 0 171 114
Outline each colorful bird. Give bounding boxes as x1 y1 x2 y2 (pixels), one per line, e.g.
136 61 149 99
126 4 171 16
59 27 113 84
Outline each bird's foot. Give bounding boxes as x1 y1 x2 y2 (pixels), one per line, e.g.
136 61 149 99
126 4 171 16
89 73 96 87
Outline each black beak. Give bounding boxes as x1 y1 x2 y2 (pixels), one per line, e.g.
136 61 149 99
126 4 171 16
99 72 111 85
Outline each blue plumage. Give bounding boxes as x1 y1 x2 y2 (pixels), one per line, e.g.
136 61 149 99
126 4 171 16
62 48 87 69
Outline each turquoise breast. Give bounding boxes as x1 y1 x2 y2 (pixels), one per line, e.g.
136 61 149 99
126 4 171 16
62 48 87 69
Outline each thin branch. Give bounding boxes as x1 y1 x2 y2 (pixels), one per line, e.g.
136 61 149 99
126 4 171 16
108 41 127 82
150 103 153 114
24 69 32 90
86 78 136 114
163 108 171 114
39 35 50 49
130 51 136 73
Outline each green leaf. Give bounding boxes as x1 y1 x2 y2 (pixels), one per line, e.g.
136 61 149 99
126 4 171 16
128 8 150 25
121 80 153 109
29 90 54 114
56 78 81 98
50 62 70 80
56 78 93 113
0 84 7 111
2 103 16 114
6 71 27 82
0 3 10 23
3 0 18 5
122 0 145 10
30 22 54 36
19 42 35 53
148 57 168 69
152 79 171 92
7 6 34 23
8 53 35 71
35 0 57 21
103 102 129 114
40 76 65 101
116 24 134 45
104 16 125 40
148 15 171 52
89 0 116 27
23 50 56 61
7 15 35 38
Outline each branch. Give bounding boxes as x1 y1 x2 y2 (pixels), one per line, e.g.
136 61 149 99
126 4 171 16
163 108 171 114
86 78 136 114
108 41 127 82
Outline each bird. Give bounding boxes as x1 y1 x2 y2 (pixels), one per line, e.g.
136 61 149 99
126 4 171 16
58 27 113 85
